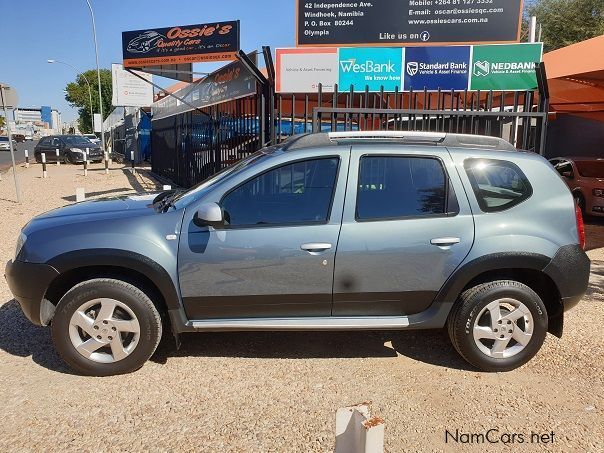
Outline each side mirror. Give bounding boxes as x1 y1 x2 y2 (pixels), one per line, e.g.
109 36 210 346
561 171 574 179
195 202 224 228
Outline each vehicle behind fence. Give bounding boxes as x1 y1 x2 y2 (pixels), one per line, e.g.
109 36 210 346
151 64 549 188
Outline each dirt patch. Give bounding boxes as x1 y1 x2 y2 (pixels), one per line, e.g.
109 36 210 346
0 163 602 452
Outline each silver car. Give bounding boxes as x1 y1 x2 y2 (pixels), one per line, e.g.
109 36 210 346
5 132 590 376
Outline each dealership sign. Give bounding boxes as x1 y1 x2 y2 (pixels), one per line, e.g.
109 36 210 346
470 43 543 91
277 44 542 93
404 46 470 91
111 64 154 108
152 55 257 120
339 47 403 91
297 0 523 47
122 21 240 67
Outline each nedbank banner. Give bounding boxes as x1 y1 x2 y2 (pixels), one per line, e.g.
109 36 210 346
470 44 543 91
276 43 542 93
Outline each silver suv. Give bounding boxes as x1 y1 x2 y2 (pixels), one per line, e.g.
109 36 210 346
5 132 590 376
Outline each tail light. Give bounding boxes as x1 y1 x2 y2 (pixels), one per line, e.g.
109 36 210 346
575 204 586 250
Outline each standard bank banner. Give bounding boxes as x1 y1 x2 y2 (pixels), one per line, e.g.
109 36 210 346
276 43 543 93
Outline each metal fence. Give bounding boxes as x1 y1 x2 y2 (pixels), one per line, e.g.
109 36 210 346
150 59 549 187
151 95 261 188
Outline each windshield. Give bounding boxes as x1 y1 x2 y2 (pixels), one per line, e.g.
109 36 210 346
172 149 276 208
575 161 604 178
63 136 93 146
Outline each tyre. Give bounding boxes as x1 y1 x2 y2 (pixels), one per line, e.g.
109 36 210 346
51 278 162 376
35 154 42 163
447 280 548 372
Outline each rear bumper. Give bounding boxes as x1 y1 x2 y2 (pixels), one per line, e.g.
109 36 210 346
543 244 591 312
4 259 59 326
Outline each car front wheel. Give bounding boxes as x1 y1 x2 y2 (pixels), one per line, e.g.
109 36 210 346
51 278 162 376
447 280 548 372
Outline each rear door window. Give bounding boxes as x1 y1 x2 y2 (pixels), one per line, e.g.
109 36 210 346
356 156 457 220
464 159 532 212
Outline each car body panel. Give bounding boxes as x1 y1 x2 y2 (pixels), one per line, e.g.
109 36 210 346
177 147 351 319
333 144 475 316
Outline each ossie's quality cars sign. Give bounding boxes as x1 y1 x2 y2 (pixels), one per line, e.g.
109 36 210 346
122 21 240 67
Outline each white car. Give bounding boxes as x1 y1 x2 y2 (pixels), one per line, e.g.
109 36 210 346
0 136 15 150
83 134 101 147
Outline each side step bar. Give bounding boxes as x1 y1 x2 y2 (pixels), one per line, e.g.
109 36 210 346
168 302 454 334
189 316 410 332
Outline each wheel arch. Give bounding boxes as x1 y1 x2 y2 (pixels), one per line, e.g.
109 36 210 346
435 253 564 337
46 250 180 314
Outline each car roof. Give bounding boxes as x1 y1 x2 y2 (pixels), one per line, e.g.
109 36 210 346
281 131 517 152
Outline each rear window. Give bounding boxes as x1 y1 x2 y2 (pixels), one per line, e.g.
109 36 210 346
464 159 532 212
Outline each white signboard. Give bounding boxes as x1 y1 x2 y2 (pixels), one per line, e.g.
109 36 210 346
93 114 102 133
276 48 338 93
111 63 154 107
0 83 19 109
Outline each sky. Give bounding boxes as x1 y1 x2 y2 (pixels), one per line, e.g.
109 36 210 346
0 0 296 122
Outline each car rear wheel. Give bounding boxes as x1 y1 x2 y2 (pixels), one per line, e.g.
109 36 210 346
447 280 548 372
51 278 162 376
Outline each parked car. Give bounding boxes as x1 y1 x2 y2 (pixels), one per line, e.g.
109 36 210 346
550 157 604 216
24 133 34 141
34 135 102 164
6 132 590 376
13 134 25 143
0 136 16 150
83 134 101 147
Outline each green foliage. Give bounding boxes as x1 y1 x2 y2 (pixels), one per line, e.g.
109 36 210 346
0 114 5 133
64 69 112 134
528 0 604 52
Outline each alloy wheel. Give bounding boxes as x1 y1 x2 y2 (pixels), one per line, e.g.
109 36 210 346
68 298 141 363
472 298 534 359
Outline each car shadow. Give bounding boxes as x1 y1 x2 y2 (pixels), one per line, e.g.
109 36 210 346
0 299 473 374
61 187 133 202
0 300 71 374
150 328 473 371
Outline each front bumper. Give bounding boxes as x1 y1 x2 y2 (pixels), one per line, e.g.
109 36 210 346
4 259 60 326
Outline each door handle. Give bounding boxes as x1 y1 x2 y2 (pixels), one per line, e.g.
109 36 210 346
430 237 461 247
300 243 332 254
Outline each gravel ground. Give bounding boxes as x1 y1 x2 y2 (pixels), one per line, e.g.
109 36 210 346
0 163 603 452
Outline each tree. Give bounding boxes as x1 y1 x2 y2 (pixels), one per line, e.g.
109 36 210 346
528 0 604 52
64 69 112 134
0 114 5 133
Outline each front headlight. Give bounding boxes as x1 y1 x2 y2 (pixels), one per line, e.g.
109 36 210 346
70 148 84 154
15 232 27 260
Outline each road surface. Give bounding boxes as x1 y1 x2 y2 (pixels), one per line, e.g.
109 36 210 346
0 140 38 171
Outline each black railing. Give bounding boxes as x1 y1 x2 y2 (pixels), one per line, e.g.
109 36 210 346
150 57 549 187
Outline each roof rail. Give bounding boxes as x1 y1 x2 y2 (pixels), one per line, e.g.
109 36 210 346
327 131 516 151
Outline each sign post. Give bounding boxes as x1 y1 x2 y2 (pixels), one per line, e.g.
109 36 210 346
0 83 21 203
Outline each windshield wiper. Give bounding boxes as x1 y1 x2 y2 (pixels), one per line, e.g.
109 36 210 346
153 189 184 213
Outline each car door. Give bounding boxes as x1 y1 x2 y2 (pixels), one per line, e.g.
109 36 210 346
178 150 350 319
333 145 475 317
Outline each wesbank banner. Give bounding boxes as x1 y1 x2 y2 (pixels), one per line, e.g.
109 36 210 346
339 48 404 92
276 44 543 93
404 46 470 91
470 43 543 91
